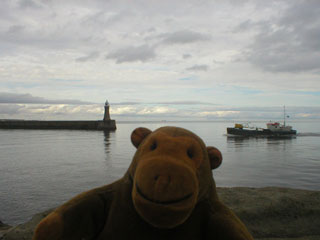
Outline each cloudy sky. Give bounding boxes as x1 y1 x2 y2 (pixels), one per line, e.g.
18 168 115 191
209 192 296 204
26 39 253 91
0 0 319 121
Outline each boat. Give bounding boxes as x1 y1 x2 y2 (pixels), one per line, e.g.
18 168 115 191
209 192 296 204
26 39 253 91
227 107 297 137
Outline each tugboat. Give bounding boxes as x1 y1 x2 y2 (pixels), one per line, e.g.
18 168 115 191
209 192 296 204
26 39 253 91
227 107 297 137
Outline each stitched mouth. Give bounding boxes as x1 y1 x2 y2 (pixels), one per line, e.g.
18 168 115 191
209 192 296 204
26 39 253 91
136 184 193 205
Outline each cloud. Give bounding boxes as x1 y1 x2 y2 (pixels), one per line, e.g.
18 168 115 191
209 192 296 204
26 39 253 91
18 0 42 9
285 91 320 96
198 110 240 118
244 1 320 73
182 53 192 59
110 105 320 120
233 20 254 32
106 45 156 63
179 76 196 81
0 104 22 115
0 2 108 53
112 102 141 106
0 93 94 105
81 9 130 29
186 64 209 72
1 101 320 121
137 106 178 115
159 30 211 45
154 101 215 105
111 100 216 106
75 51 100 62
0 0 319 116
196 106 320 120
111 106 137 115
0 103 106 120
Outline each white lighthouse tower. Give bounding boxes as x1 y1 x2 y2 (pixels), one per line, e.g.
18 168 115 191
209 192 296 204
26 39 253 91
103 100 111 121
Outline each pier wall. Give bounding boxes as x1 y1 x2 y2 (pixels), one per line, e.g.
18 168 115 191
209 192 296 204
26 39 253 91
0 120 116 130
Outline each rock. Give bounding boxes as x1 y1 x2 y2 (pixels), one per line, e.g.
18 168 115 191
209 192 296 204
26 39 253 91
0 220 12 239
1 187 320 240
217 187 320 240
1 209 52 240
0 220 11 230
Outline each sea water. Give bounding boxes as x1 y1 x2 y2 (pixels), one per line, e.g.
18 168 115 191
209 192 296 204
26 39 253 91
0 121 320 225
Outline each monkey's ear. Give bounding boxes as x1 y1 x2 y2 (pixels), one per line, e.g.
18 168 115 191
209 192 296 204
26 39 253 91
131 127 152 148
207 146 223 170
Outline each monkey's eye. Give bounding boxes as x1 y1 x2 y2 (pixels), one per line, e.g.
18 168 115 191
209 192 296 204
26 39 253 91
150 141 157 151
187 148 194 159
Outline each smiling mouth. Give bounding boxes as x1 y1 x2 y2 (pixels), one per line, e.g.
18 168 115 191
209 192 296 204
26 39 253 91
136 184 193 205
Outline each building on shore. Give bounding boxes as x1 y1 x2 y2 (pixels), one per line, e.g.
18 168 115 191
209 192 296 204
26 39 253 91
0 100 116 130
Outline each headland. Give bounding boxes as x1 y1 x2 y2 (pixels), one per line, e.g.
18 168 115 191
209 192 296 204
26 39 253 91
0 100 116 131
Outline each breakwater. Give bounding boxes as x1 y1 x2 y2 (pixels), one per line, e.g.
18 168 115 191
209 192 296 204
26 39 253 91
0 119 116 130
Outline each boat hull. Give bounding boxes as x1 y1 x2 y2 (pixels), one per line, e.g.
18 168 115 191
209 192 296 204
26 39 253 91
227 128 296 137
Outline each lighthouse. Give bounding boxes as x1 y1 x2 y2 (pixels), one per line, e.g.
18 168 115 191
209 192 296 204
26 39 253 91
103 100 111 121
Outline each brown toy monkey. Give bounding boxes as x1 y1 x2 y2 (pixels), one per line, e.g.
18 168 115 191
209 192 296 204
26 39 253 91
33 126 253 240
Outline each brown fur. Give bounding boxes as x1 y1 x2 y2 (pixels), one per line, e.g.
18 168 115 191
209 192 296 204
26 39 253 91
33 212 63 240
33 126 253 240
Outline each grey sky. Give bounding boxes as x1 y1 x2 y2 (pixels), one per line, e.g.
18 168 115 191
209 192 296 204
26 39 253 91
0 0 319 120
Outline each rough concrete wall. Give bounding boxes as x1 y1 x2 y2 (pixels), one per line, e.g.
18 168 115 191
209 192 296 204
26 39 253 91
0 120 116 130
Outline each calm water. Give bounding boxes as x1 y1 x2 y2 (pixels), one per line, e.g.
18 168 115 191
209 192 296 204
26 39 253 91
1 121 320 225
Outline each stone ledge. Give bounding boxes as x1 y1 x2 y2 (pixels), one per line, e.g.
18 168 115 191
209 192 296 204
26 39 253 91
1 187 319 240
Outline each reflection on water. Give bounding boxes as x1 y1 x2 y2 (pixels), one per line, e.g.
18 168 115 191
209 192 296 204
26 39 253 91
226 136 295 149
103 130 112 154
218 134 319 195
103 130 113 170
